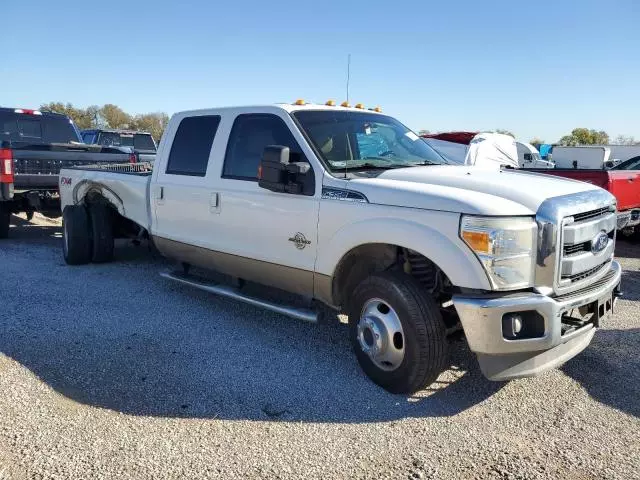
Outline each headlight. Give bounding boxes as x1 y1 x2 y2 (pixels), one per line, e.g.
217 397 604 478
460 216 537 290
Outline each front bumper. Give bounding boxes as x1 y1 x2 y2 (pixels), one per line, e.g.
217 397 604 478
452 260 621 381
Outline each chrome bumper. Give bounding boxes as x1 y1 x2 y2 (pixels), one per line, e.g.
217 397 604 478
452 261 621 381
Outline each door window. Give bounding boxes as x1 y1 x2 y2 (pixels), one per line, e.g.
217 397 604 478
223 114 306 180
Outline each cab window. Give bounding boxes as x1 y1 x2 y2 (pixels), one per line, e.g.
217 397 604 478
223 114 306 181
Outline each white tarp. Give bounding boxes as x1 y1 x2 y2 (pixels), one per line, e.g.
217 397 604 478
464 133 519 169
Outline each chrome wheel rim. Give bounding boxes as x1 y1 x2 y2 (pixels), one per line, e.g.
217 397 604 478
357 298 404 371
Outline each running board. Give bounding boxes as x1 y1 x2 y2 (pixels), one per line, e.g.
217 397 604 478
160 271 318 323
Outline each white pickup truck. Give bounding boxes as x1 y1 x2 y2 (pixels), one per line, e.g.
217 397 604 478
58 102 622 393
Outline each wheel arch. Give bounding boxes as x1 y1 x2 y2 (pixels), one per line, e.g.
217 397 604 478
317 218 491 307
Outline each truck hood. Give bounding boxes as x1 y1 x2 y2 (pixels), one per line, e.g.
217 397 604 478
346 166 600 216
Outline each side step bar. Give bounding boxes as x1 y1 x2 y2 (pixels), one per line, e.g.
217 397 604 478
160 271 318 323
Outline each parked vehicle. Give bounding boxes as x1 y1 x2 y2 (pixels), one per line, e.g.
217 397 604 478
551 146 619 169
421 131 519 168
81 128 157 163
529 167 640 230
59 102 621 393
516 142 554 168
0 107 140 238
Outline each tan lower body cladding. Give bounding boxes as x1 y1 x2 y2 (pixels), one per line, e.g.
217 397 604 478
152 236 334 306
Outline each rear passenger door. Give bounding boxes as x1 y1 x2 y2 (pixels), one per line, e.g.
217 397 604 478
152 114 221 244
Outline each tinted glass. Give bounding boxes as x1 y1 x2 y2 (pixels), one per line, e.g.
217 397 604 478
166 115 220 176
294 110 448 171
223 114 304 180
614 156 640 170
133 134 156 151
82 132 96 144
0 111 80 144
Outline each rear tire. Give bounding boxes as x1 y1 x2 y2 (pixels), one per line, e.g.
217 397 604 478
62 205 91 265
89 204 114 263
0 206 9 239
349 271 448 394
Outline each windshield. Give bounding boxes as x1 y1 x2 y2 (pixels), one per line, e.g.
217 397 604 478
98 132 156 151
293 110 449 171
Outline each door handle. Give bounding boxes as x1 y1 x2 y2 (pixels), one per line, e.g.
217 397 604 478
156 186 165 205
210 192 221 213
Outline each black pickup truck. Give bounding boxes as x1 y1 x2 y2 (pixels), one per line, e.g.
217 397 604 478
81 128 157 164
0 107 139 238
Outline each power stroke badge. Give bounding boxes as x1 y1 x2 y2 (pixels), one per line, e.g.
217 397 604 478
288 232 311 250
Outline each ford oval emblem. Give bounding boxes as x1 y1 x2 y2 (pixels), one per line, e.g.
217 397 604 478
591 231 609 254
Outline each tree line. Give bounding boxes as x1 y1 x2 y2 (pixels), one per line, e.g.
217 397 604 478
40 102 169 142
41 103 639 147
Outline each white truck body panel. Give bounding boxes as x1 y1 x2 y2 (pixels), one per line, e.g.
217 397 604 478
552 146 611 169
59 168 150 229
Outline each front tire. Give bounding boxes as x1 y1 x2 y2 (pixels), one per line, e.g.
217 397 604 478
349 271 448 394
62 205 91 265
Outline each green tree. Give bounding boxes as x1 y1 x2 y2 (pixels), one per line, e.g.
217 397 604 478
132 112 170 142
494 129 515 137
40 102 95 129
558 128 609 146
529 137 544 145
99 104 132 129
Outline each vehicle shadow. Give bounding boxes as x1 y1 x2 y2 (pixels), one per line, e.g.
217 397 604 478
0 239 504 422
615 238 640 260
561 328 639 418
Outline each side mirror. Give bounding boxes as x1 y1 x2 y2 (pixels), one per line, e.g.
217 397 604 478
258 145 314 195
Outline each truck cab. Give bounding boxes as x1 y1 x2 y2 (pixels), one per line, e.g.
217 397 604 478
59 102 622 394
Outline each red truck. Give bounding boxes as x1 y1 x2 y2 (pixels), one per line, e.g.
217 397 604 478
524 166 640 232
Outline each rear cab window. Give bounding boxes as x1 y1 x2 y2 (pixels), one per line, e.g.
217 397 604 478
96 132 157 152
0 110 81 144
165 115 221 176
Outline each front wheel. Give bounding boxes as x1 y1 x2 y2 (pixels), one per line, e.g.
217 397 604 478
349 271 448 394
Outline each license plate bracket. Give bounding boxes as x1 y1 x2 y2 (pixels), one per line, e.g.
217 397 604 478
593 292 614 327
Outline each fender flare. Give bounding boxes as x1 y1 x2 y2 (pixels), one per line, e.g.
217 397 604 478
72 180 127 217
316 217 491 291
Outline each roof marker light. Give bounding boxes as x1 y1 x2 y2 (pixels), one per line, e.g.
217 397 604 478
340 101 350 107
294 99 305 105
325 100 336 106
373 106 382 112
14 109 42 115
355 103 364 109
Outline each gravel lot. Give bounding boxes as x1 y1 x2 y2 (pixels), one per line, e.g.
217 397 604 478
0 214 638 479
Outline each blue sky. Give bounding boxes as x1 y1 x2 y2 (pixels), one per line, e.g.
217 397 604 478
2 0 638 142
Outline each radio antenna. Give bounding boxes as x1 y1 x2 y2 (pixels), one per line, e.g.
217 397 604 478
344 54 351 180
346 54 351 103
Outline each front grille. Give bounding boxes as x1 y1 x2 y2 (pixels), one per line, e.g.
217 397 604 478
555 266 618 302
561 261 609 283
557 205 616 291
572 207 610 223
563 242 590 256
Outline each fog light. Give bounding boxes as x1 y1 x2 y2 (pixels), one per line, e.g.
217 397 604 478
502 311 545 340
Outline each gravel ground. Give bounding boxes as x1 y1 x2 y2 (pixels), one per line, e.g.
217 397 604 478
0 214 638 479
